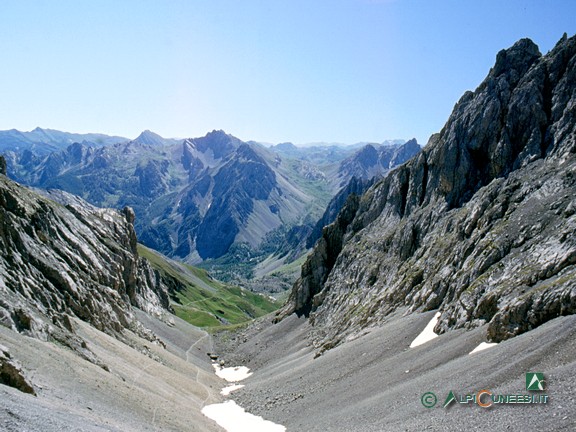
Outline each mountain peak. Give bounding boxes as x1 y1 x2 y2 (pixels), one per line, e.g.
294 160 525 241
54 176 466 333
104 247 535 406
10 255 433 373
491 37 541 80
133 130 166 146
205 129 229 139
354 144 379 166
404 138 418 146
190 130 243 159
273 142 298 151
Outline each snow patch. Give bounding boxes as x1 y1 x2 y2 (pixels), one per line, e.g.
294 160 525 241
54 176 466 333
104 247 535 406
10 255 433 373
212 364 252 382
202 400 286 432
221 384 244 396
469 342 498 354
206 363 285 431
410 312 441 348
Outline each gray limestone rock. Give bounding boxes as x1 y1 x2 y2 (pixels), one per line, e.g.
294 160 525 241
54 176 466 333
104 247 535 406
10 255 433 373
0 176 172 355
0 344 35 395
281 34 576 352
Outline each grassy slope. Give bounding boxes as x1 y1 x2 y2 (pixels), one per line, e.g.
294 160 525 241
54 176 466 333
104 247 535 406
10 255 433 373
137 244 281 329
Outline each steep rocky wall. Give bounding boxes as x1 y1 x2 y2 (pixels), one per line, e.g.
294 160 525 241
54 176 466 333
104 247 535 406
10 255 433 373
306 176 375 249
0 176 171 343
281 34 576 352
282 193 361 317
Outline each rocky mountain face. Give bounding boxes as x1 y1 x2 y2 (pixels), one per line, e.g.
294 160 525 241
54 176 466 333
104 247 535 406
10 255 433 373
281 34 576 353
195 144 278 258
135 131 329 266
0 163 173 359
0 162 224 430
306 176 376 249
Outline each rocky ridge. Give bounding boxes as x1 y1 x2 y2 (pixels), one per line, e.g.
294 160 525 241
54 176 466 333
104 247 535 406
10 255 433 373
0 163 174 370
280 34 576 353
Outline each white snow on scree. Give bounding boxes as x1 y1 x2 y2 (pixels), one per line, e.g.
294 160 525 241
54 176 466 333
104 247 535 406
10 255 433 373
410 312 440 348
469 342 498 355
202 400 286 432
203 364 286 431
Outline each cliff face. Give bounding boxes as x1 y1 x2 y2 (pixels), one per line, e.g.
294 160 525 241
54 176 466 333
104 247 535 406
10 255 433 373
306 177 376 249
281 35 576 352
306 140 421 252
0 170 171 347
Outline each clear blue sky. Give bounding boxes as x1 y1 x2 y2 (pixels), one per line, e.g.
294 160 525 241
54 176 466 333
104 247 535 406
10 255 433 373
1 1 575 146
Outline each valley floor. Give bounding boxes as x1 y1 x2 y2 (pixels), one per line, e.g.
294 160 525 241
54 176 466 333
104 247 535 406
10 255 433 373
216 311 576 431
2 308 575 431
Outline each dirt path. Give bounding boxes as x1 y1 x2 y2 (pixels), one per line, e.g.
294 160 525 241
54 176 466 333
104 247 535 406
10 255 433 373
185 331 217 407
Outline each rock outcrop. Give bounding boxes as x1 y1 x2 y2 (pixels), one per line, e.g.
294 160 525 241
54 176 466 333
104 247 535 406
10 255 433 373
281 34 576 352
285 193 362 317
0 343 35 395
0 175 172 348
0 155 6 176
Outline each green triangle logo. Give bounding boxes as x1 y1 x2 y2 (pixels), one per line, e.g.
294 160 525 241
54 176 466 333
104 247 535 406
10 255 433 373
526 373 545 391
443 390 456 407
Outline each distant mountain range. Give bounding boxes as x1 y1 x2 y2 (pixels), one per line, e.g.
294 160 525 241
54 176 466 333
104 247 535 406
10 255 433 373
0 127 128 155
1 127 420 287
